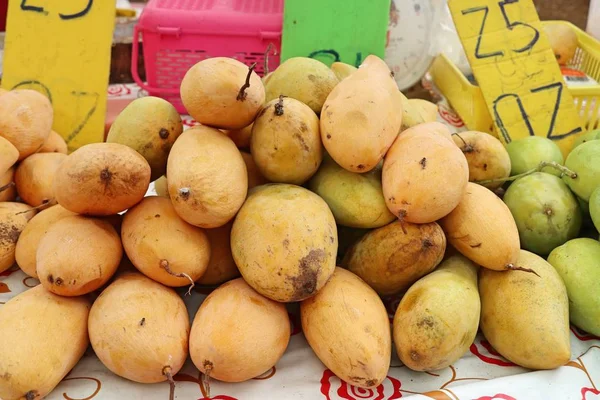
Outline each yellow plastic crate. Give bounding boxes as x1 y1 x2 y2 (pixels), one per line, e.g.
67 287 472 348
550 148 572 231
430 21 600 135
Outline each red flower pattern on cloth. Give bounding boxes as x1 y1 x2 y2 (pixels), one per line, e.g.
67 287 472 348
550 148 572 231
437 103 465 128
476 395 516 400
582 387 600 400
107 84 133 97
319 369 402 400
288 311 302 336
470 339 517 367
198 396 238 400
182 116 201 128
571 326 600 342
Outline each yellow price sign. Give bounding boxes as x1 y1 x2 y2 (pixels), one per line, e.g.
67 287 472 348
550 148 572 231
2 0 116 151
448 0 584 156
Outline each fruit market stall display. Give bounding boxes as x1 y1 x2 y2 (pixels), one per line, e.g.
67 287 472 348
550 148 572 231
2 2 600 400
2 51 600 399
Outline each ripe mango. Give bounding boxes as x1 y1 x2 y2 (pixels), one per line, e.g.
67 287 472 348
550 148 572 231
393 254 480 371
479 250 571 369
544 22 578 65
343 220 446 295
0 285 90 400
301 268 391 388
452 131 511 189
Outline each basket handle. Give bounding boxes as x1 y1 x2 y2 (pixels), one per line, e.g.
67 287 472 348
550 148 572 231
131 25 180 95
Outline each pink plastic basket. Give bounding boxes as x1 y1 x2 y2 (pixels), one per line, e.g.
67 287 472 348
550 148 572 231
131 0 283 114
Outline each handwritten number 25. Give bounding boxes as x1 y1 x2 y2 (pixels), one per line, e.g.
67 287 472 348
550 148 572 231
20 0 93 20
462 0 539 59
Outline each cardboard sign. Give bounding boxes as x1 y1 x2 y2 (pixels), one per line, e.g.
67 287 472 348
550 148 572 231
2 0 116 151
448 0 584 156
281 0 390 67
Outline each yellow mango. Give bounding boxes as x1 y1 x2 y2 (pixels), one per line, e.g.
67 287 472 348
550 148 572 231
479 250 571 369
393 255 480 371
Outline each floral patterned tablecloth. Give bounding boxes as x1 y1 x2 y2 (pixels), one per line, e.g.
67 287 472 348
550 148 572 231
1 264 600 400
1 83 599 400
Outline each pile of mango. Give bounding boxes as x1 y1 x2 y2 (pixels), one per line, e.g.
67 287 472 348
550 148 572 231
0 53 599 400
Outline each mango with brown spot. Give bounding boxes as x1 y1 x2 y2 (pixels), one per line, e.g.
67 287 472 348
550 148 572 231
37 215 122 296
383 128 469 223
452 131 511 189
251 97 322 185
393 254 480 371
343 220 446 296
0 202 35 273
231 183 337 302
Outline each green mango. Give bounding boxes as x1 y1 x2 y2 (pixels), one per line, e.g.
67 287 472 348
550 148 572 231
548 238 600 336
591 187 600 233
506 136 564 176
573 129 600 149
564 140 600 201
503 172 581 255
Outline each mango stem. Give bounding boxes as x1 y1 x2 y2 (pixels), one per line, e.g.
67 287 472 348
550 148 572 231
159 259 195 296
25 391 38 400
475 161 577 186
237 62 257 101
505 263 541 277
451 133 474 153
0 181 14 193
274 95 285 116
202 362 213 399
14 199 52 215
163 366 175 400
263 43 276 76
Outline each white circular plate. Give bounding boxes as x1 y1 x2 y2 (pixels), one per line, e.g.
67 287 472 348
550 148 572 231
385 0 435 91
